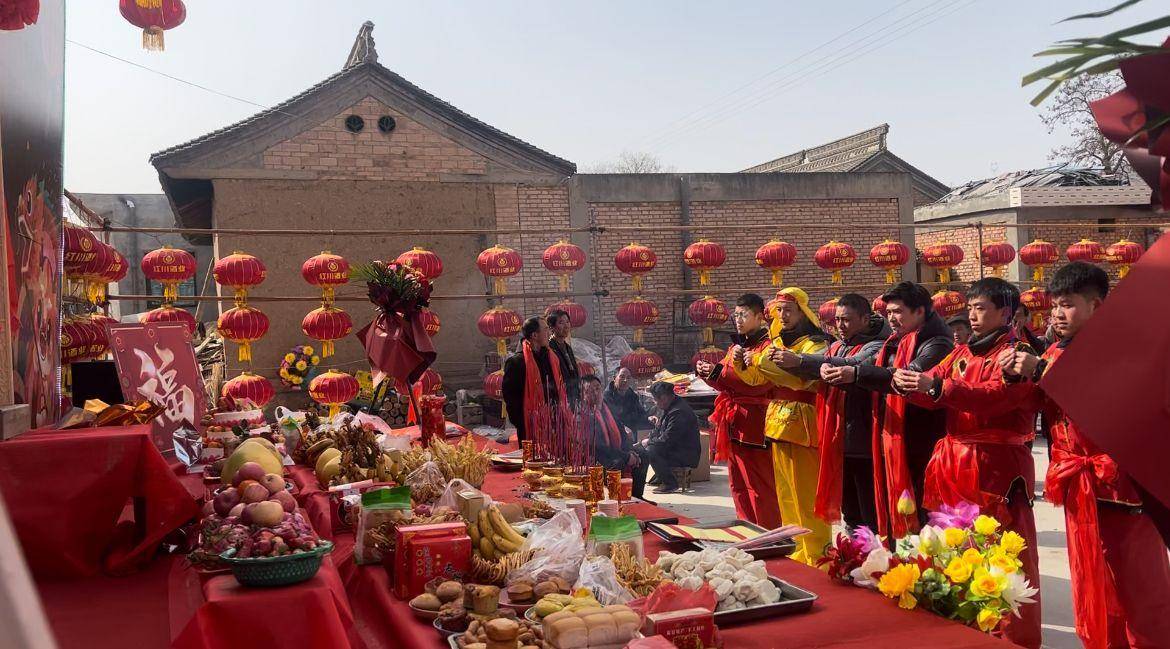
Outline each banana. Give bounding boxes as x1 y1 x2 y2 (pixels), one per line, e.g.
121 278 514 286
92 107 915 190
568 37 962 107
479 536 497 560
467 519 481 548
488 506 525 546
478 510 495 542
492 533 522 554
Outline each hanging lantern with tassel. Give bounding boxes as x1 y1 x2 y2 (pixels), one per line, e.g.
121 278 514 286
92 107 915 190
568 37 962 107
818 298 839 336
140 304 196 334
755 240 797 286
309 369 360 418
100 247 129 302
615 297 658 344
931 290 967 319
118 0 185 51
1066 238 1107 264
476 244 523 295
214 251 266 305
1106 238 1144 278
980 241 1016 278
1019 239 1060 282
542 239 586 292
302 251 349 305
302 306 353 358
869 239 910 285
218 305 269 362
814 241 856 285
63 224 99 292
141 245 195 303
683 239 726 286
872 295 888 318
614 243 657 292
395 247 444 281
418 307 441 337
688 296 728 345
1020 288 1053 331
77 242 114 304
922 243 964 283
621 348 663 379
477 306 523 357
222 371 275 408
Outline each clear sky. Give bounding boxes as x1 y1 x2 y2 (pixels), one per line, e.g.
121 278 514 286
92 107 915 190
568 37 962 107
62 0 1168 194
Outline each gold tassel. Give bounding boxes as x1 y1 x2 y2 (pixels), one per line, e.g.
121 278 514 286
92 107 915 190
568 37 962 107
328 404 341 418
703 327 713 345
938 268 952 284
771 269 783 286
1119 265 1130 279
1032 267 1044 282
493 277 507 295
885 268 897 285
633 328 644 344
500 401 507 421
322 340 334 358
698 270 710 286
238 341 251 363
143 27 165 52
496 339 507 357
831 269 843 285
559 275 570 292
1032 312 1044 330
323 285 335 306
632 275 643 292
234 288 248 305
63 364 71 392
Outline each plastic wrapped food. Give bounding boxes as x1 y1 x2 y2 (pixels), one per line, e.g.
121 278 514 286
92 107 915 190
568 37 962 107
354 485 412 564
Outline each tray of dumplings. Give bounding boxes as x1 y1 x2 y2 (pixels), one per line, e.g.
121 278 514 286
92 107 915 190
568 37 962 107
645 518 796 560
655 547 817 625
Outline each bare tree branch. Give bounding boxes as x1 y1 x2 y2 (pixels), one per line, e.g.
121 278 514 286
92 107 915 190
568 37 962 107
583 151 677 174
1038 71 1133 182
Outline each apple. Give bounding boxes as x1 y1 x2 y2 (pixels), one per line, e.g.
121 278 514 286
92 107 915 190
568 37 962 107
236 479 259 494
261 473 285 495
249 501 285 527
232 461 266 487
270 490 297 513
241 483 270 504
213 487 241 516
228 503 246 518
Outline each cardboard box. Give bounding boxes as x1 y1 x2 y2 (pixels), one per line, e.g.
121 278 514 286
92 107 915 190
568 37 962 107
455 489 486 523
391 522 471 599
642 608 717 649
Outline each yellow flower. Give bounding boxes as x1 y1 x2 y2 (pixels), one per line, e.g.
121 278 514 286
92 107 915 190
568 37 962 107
302 346 313 355
944 527 968 548
878 563 920 610
284 353 296 363
968 567 1007 599
279 369 290 379
977 607 1002 632
944 557 973 583
999 530 1026 557
974 515 1000 536
962 548 984 567
988 549 1018 574
311 356 320 365
896 489 916 516
291 375 303 385
295 360 307 371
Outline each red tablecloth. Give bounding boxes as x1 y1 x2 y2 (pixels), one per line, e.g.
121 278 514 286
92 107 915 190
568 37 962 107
0 425 200 578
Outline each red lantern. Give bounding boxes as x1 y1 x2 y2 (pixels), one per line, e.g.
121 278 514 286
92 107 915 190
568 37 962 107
302 251 349 304
818 298 839 334
222 371 275 408
477 306 522 357
922 243 964 283
218 305 269 362
815 241 856 285
980 242 1016 278
89 313 118 354
542 239 586 292
308 369 360 418
931 290 967 319
691 345 725 371
418 368 443 395
688 296 728 345
684 239 726 286
140 304 196 334
484 370 504 400
614 243 657 291
1106 238 1144 278
545 299 587 330
118 0 185 51
615 297 659 344
872 295 888 318
80 317 109 360
214 251 266 304
1019 239 1060 282
396 247 444 281
63 223 99 277
620 348 663 379
60 318 95 364
102 248 129 292
77 242 114 304
1020 288 1052 331
754 240 797 287
301 306 353 358
1066 238 1107 264
476 245 523 295
869 240 910 285
418 308 441 337
141 245 195 303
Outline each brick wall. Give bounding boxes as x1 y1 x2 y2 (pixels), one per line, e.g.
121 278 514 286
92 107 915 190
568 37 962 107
262 96 489 180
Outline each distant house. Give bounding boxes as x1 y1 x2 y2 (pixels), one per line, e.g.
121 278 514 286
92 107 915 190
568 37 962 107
743 124 950 206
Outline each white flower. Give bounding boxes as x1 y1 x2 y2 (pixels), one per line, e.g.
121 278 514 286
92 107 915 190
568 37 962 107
1001 571 1038 617
849 548 892 589
917 525 946 557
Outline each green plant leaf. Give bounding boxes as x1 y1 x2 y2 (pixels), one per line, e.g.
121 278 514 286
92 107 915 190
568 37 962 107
1061 0 1145 22
1022 53 1095 85
1095 15 1170 42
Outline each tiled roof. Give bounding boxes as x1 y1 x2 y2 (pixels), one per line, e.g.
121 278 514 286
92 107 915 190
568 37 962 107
742 124 889 173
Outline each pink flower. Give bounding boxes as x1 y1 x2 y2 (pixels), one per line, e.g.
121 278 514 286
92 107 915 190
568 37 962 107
928 501 981 529
851 526 882 554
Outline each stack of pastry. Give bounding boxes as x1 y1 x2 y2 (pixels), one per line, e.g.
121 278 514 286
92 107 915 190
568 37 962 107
543 605 641 649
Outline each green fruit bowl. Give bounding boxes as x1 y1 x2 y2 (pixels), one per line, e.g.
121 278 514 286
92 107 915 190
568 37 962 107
219 541 333 587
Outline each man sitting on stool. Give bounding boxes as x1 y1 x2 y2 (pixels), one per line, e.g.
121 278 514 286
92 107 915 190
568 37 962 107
581 375 648 499
641 381 701 494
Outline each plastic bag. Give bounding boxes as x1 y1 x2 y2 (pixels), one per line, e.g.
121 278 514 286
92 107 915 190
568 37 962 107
405 460 446 505
353 411 394 436
354 485 412 564
628 581 718 617
587 515 644 560
435 478 492 513
574 555 634 605
509 509 585 584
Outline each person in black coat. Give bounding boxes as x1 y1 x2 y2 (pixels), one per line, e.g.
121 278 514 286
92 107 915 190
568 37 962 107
603 367 651 436
547 310 580 408
581 375 648 499
501 317 562 444
638 381 701 494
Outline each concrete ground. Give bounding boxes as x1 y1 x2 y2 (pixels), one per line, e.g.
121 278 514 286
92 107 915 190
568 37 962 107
647 437 1077 649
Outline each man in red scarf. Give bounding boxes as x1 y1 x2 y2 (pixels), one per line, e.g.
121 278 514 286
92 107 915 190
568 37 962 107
696 293 780 528
501 316 567 445
1000 262 1170 649
581 374 648 499
894 277 1041 649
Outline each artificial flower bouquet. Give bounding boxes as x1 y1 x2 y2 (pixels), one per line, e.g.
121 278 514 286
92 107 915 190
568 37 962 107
351 260 432 318
279 345 320 389
819 502 1037 634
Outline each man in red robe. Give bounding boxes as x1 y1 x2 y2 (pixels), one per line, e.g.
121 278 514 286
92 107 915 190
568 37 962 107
696 293 781 528
893 277 1041 649
1000 262 1170 649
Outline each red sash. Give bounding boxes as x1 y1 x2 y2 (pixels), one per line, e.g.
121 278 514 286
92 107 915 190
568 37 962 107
813 342 855 523
597 403 624 450
711 393 774 461
871 331 920 539
522 340 566 428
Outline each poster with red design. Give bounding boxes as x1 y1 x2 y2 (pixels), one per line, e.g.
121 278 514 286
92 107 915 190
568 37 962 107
108 322 207 453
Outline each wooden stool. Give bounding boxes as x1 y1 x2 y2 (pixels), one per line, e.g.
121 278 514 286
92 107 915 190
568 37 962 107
672 467 693 493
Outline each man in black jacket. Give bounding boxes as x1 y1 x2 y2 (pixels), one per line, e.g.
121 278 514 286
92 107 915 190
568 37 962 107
581 375 648 499
604 368 651 436
547 310 581 408
501 317 564 444
771 293 890 532
639 381 702 494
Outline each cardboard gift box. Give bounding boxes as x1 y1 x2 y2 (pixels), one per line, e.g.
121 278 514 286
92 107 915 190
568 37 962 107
391 521 471 599
642 608 717 649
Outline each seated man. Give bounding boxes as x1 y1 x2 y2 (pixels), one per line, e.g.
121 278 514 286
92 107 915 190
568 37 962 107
581 375 648 499
639 381 701 494
604 367 651 436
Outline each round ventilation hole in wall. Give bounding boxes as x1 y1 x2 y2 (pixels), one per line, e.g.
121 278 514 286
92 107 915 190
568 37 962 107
377 116 396 133
344 115 365 133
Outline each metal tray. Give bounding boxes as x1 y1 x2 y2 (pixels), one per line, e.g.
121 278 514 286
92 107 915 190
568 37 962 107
645 518 797 560
713 577 818 626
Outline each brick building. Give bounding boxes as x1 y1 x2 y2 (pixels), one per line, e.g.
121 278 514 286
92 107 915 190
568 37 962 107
150 24 918 390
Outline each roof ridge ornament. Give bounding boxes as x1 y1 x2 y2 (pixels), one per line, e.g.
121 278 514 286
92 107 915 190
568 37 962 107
344 21 378 69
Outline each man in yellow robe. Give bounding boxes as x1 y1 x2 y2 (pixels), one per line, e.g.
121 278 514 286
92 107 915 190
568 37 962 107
730 287 831 565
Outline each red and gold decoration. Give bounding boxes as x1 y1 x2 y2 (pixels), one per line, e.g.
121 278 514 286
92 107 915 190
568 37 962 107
76 241 115 304
140 304 196 335
691 345 724 371
418 368 443 395
755 240 797 286
931 290 967 319
301 251 349 305
684 239 726 286
395 247 444 281
921 243 964 283
476 244 522 295
815 241 856 285
542 239 586 292
141 245 195 302
1106 238 1144 278
308 369 360 418
869 239 910 285
980 241 1016 278
615 297 658 344
545 299 587 329
279 345 319 389
1066 238 1107 265
620 348 663 379
63 223 98 281
217 305 269 362
418 308 441 337
872 295 888 318
818 298 839 333
118 0 185 51
614 242 657 291
60 318 103 388
1020 288 1052 331
1019 239 1060 282
483 370 504 401
101 248 129 300
688 296 728 345
214 251 266 304
477 306 522 357
301 306 353 358
221 371 275 408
